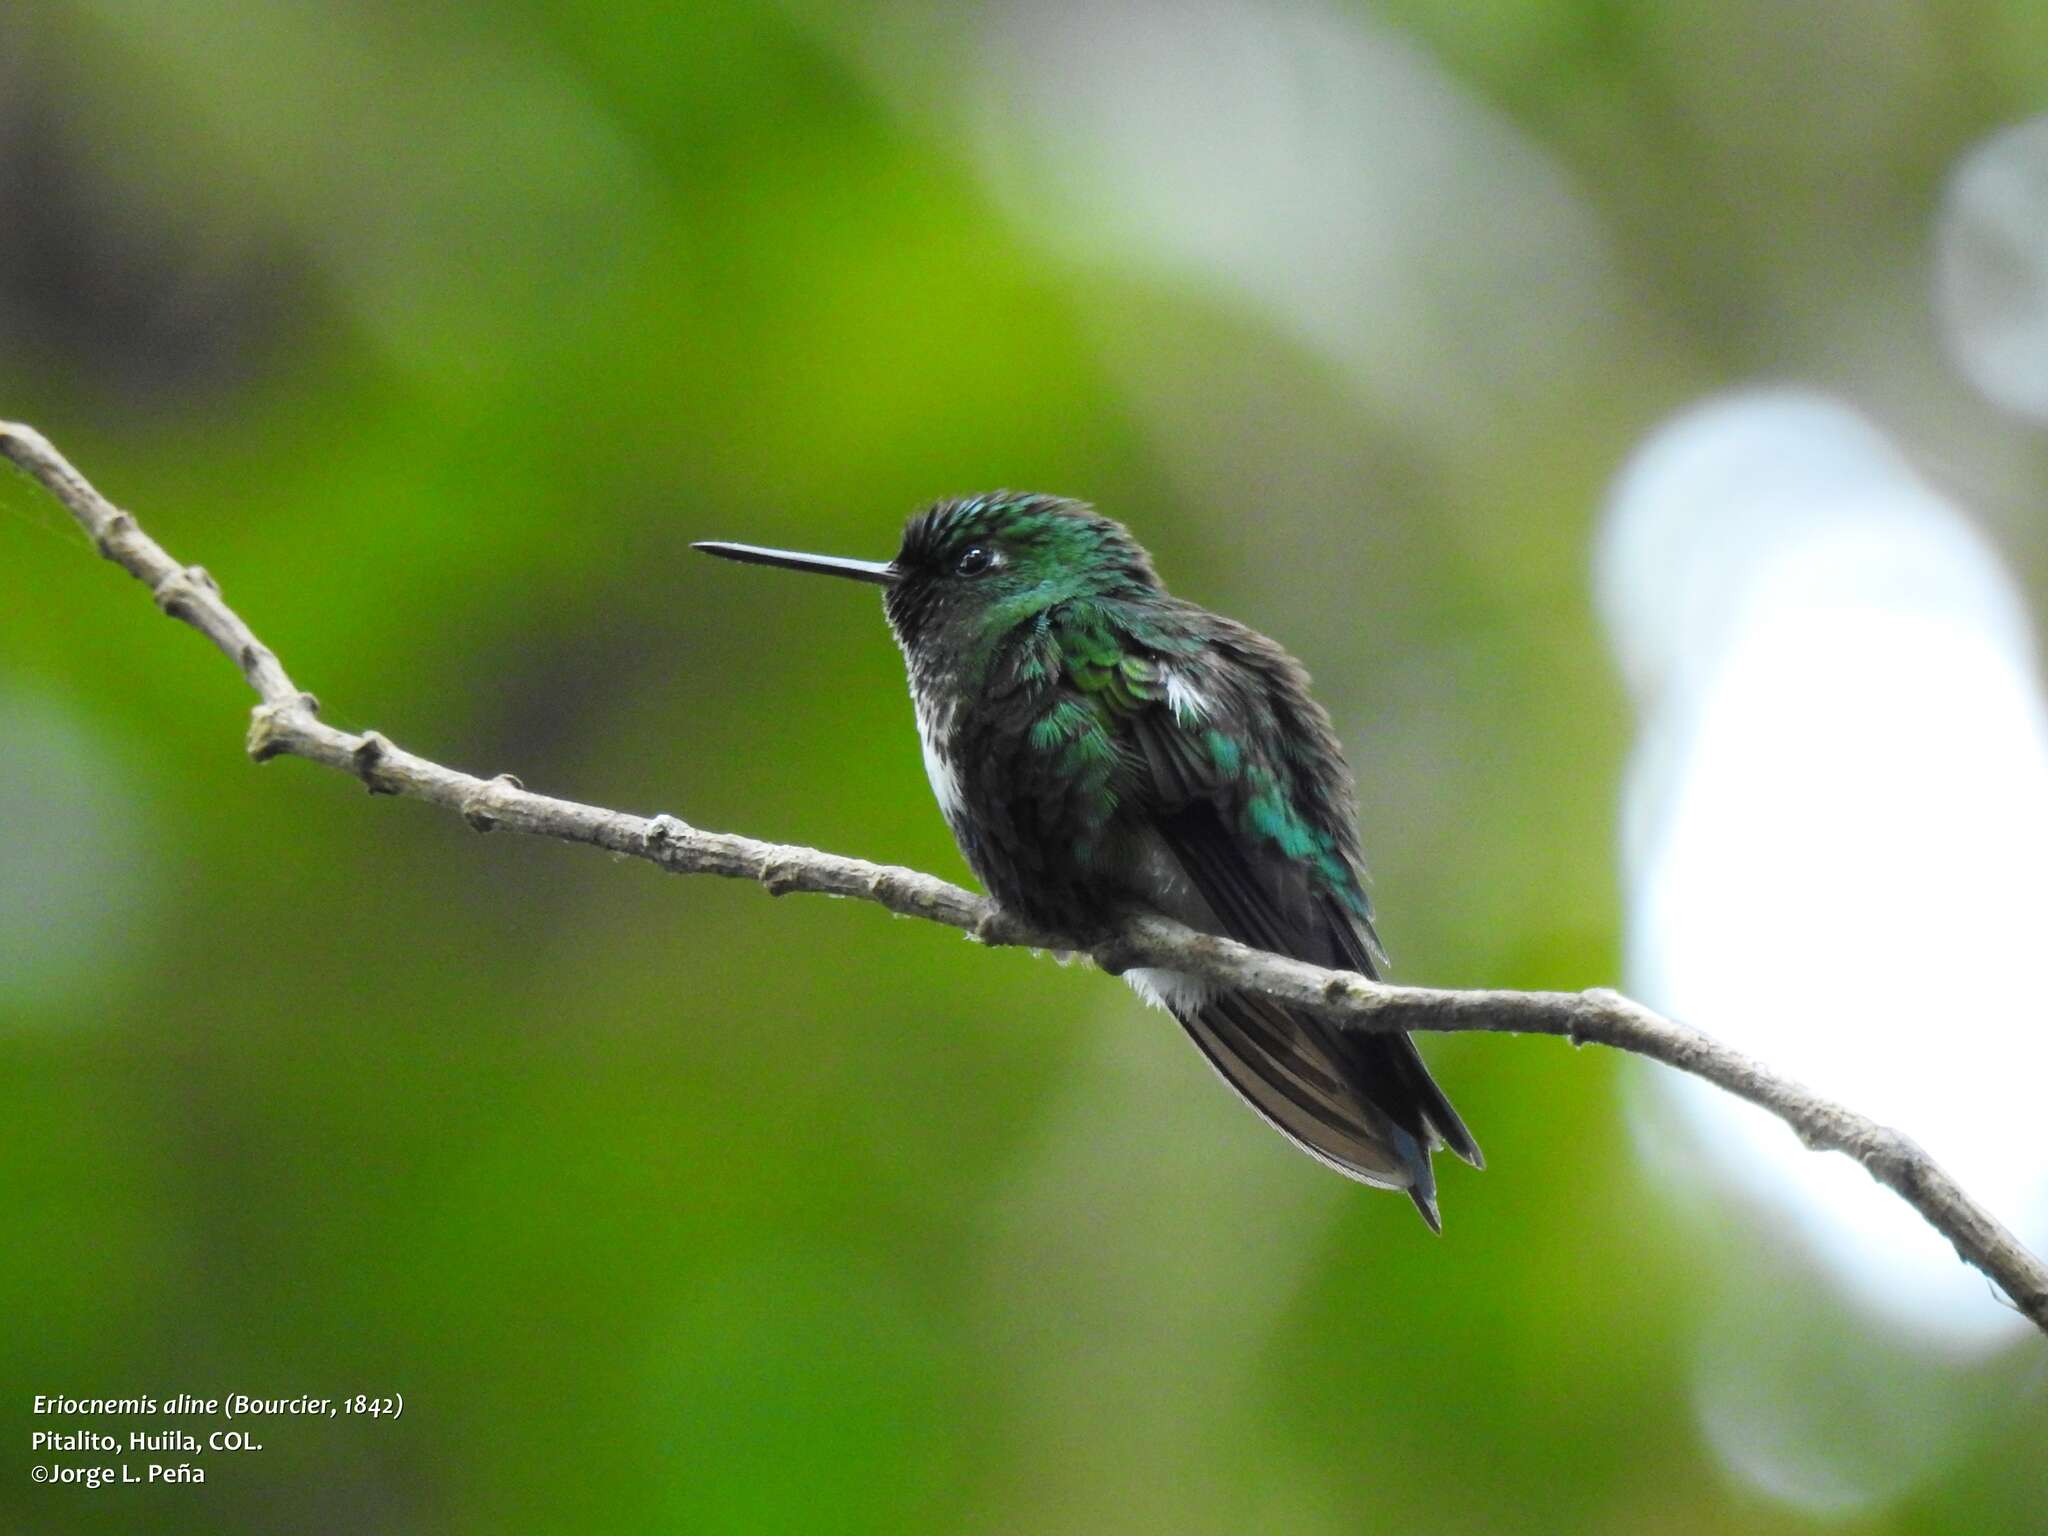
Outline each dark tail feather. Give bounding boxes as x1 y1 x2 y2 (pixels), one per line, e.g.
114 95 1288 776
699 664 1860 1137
1381 1033 1484 1170
1177 990 1438 1206
1407 1180 1443 1234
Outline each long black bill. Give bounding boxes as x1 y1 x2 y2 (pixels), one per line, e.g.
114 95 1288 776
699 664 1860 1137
692 541 897 585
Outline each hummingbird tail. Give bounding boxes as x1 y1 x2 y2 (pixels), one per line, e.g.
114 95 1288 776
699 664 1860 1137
1378 1031 1485 1171
1174 988 1445 1215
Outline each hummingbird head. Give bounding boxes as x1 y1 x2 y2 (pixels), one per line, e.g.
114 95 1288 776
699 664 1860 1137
883 493 1159 655
695 493 1162 660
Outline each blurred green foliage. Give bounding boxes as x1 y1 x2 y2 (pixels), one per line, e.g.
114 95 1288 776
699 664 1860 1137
3 2 2044 1532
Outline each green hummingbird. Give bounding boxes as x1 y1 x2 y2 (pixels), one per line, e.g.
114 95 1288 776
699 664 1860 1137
696 494 1480 1228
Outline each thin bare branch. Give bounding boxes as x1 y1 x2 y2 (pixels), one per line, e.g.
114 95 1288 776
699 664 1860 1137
7 418 2043 1337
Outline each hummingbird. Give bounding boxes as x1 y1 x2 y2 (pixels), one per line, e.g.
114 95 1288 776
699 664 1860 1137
695 494 1480 1227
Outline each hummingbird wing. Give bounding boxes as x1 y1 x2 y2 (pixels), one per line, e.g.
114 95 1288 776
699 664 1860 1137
1094 607 1481 1224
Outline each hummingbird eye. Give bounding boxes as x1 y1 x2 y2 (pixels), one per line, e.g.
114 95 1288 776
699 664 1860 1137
953 544 997 577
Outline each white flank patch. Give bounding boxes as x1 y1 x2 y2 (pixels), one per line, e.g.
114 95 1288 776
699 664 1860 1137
1122 966 1213 1017
1163 669 1210 724
912 694 966 822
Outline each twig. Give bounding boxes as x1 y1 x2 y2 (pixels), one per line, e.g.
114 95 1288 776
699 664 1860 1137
6 418 2044 1336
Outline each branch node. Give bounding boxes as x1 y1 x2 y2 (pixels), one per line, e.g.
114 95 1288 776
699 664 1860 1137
152 564 218 620
351 731 398 795
1571 988 1630 1047
461 774 523 832
1862 1126 1925 1184
246 702 293 762
245 692 323 763
643 815 691 860
760 856 799 897
94 510 138 560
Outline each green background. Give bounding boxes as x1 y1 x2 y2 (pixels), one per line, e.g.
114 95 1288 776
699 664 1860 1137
3 2 2044 1532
